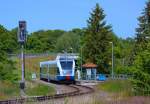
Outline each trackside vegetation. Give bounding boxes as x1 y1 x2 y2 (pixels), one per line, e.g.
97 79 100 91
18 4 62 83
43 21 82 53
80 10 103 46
0 81 56 100
0 1 150 100
25 81 56 96
97 80 132 95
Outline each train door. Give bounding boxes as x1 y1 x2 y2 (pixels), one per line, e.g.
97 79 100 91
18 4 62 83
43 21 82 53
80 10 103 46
48 64 59 80
40 64 48 80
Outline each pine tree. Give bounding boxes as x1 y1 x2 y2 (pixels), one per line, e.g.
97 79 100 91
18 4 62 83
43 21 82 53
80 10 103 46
129 1 150 65
128 1 150 92
135 0 150 52
82 3 112 73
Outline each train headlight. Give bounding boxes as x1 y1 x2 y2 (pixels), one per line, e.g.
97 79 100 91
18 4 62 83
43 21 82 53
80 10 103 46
63 70 72 75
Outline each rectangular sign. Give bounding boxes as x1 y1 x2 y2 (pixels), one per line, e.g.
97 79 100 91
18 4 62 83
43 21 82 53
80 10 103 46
18 21 26 43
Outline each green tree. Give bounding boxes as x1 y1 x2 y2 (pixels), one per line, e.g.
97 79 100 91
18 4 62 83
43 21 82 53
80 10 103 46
128 0 150 92
114 37 135 74
0 25 8 62
131 43 150 91
0 25 18 82
129 1 150 66
8 28 19 53
55 32 80 53
82 3 112 73
26 30 65 53
134 0 150 54
0 26 19 54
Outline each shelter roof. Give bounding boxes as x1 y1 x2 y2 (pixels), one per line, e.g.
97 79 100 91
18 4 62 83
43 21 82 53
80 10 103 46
82 63 97 68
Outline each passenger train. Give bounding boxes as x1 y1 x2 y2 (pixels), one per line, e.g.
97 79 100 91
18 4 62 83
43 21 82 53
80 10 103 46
40 54 75 83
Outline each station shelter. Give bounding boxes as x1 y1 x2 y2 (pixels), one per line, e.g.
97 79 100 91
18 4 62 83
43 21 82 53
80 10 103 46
82 63 97 80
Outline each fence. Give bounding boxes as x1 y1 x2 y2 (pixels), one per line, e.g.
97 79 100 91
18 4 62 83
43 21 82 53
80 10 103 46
8 53 79 58
8 53 57 58
77 73 132 81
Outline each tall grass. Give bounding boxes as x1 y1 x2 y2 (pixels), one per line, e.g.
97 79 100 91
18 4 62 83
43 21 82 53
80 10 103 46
25 81 55 96
0 81 19 100
0 80 56 100
13 55 55 80
0 55 56 100
97 80 133 96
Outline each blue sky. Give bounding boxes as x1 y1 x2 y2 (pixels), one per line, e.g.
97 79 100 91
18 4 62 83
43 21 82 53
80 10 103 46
0 0 147 38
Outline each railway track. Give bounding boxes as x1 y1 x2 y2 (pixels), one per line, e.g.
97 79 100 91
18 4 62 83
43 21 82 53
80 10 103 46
0 84 94 104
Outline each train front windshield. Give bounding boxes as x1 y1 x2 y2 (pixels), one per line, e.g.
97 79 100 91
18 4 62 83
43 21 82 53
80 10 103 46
60 61 73 70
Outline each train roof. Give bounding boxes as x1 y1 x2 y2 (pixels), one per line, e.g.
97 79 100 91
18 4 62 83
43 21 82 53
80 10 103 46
40 53 76 67
59 57 74 61
56 53 78 60
40 60 57 67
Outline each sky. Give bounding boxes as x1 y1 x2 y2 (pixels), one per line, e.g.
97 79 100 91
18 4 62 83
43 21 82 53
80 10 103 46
0 0 147 38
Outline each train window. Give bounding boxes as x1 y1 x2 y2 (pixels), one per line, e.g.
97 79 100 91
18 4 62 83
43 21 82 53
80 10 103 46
57 67 60 75
41 64 48 74
49 64 57 75
60 61 73 70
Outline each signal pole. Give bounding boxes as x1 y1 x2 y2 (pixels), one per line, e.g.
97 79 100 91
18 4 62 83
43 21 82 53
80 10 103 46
18 21 27 96
21 44 25 82
109 42 114 79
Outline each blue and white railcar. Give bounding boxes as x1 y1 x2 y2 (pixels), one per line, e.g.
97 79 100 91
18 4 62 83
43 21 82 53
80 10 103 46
40 56 75 82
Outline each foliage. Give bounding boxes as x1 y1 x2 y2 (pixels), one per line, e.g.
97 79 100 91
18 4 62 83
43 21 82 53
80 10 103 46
0 26 19 54
25 81 55 96
0 25 18 82
128 0 150 92
55 32 80 52
135 1 150 52
131 44 150 90
0 60 18 82
97 80 132 95
0 2 149 96
81 3 112 73
114 37 134 74
0 80 56 100
0 81 19 100
26 30 65 53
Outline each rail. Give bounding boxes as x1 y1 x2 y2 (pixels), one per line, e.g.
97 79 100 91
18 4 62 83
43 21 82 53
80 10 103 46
0 84 94 104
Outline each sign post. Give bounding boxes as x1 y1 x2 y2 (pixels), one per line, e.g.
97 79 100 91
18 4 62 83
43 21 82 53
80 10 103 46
18 21 27 94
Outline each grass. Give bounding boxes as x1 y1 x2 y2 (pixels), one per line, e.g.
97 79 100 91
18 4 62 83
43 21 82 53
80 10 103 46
0 80 56 100
25 81 55 96
13 55 55 80
97 80 133 96
0 55 56 100
97 80 132 92
0 81 20 100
